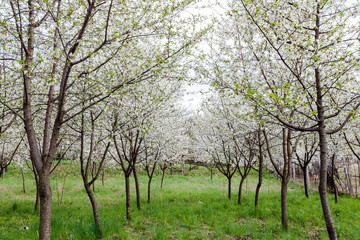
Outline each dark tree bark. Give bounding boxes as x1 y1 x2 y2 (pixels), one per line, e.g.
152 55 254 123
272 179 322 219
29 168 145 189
26 161 40 212
303 166 309 198
35 186 40 212
133 167 141 210
147 178 152 203
38 172 52 240
238 178 245 204
160 164 167 189
84 184 100 230
318 122 337 239
227 177 232 199
255 129 264 207
21 168 26 193
125 176 131 220
281 180 288 228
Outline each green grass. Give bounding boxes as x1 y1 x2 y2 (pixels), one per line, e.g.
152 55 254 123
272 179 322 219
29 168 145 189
0 164 359 239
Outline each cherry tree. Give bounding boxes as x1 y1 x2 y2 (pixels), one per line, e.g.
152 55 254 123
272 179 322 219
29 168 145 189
65 99 110 235
295 134 318 198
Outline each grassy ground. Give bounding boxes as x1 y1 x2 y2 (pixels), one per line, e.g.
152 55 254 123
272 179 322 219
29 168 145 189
0 164 359 239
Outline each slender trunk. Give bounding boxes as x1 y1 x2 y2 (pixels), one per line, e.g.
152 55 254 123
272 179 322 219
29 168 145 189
133 167 141 210
210 167 213 181
318 126 337 239
38 173 52 240
303 166 309 198
35 188 40 211
331 157 338 203
255 141 263 208
238 177 245 205
92 162 96 192
21 168 26 193
35 176 40 211
281 179 288 229
314 12 337 233
334 182 338 203
228 177 231 200
161 168 165 189
170 163 173 176
84 183 101 235
125 176 131 221
147 178 152 203
0 168 4 179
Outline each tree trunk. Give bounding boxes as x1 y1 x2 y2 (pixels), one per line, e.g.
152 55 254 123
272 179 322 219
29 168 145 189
38 173 52 240
147 178 152 203
318 126 337 239
133 167 141 210
238 177 245 205
125 176 131 221
161 168 165 189
85 184 101 235
303 166 309 198
92 162 96 192
281 179 288 229
170 163 173 176
255 142 263 208
35 178 40 212
210 167 213 181
21 168 26 193
334 182 338 204
228 177 231 200
0 167 4 179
